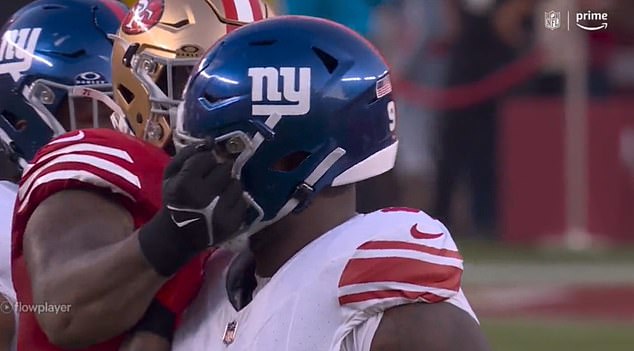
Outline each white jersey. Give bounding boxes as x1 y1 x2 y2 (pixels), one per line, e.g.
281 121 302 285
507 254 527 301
174 208 477 351
0 181 17 351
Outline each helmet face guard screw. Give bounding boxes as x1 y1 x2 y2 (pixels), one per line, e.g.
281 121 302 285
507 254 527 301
38 86 55 105
145 119 164 141
225 137 246 154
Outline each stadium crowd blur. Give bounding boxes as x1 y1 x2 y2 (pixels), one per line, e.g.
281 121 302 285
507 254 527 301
280 0 634 245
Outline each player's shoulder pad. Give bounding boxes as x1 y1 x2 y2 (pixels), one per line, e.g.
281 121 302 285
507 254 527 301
337 207 463 311
16 129 168 214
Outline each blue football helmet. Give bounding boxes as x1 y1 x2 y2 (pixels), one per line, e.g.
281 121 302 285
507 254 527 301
175 16 399 236
0 0 126 165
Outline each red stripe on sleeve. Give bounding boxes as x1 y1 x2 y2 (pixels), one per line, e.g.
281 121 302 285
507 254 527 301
338 257 462 291
358 240 463 260
339 290 448 306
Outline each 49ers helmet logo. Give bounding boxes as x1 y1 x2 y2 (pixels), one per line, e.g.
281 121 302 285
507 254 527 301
122 0 164 35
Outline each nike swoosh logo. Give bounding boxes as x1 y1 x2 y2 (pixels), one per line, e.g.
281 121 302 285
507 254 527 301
410 224 443 240
171 214 201 228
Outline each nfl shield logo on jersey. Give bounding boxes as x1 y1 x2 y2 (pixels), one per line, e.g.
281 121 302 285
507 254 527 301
545 10 561 30
222 320 238 345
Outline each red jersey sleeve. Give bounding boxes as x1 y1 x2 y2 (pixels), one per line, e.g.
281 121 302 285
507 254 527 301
337 207 463 312
12 129 169 254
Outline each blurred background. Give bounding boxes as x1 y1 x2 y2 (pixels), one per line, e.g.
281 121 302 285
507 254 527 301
3 0 634 349
276 0 634 349
275 0 634 351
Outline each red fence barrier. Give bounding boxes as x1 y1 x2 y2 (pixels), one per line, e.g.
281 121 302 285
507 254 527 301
393 48 544 110
500 97 634 244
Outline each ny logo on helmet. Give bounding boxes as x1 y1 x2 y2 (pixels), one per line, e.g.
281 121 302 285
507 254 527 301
248 67 311 116
0 27 42 82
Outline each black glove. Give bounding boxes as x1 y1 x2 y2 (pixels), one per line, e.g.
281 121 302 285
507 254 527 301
139 142 248 276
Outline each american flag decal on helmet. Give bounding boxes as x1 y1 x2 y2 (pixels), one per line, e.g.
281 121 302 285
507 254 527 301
376 74 393 99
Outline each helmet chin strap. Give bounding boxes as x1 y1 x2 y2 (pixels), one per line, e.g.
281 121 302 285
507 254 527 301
291 147 346 213
222 147 347 253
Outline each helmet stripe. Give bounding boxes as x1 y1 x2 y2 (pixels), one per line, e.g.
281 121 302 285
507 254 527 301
222 0 239 33
222 0 264 33
248 0 264 21
234 0 254 22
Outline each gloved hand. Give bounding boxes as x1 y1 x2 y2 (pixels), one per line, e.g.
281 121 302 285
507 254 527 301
162 142 248 248
138 142 248 277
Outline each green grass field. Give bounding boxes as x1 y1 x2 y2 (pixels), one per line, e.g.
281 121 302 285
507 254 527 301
456 239 634 264
455 239 634 350
482 318 634 351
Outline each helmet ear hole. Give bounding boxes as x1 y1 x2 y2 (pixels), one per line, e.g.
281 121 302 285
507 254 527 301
117 84 135 104
42 5 64 10
271 151 311 172
249 39 277 46
122 43 139 68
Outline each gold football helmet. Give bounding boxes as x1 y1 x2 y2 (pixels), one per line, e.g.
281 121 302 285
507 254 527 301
120 0 137 7
110 0 273 150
